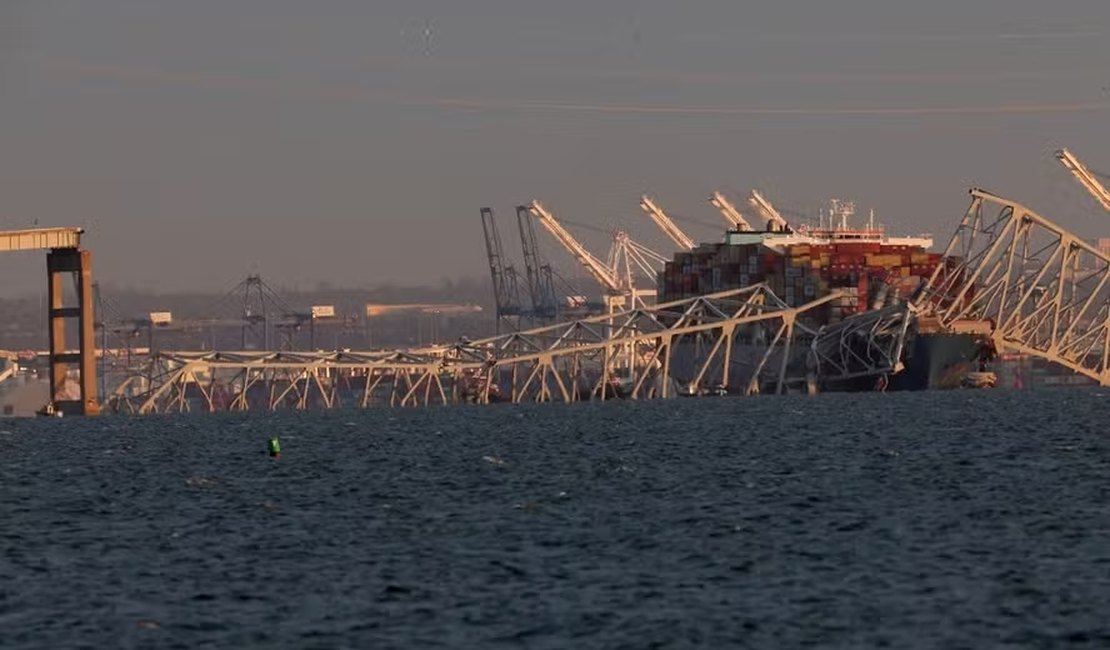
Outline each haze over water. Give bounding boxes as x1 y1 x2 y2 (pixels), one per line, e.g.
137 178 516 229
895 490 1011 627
1 0 1109 296
3 388 1109 647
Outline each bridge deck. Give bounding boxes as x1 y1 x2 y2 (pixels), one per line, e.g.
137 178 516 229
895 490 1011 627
0 227 83 252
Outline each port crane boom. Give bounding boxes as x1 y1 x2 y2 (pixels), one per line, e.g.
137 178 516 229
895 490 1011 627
708 191 754 231
639 195 696 251
748 190 792 232
1055 148 1110 214
528 200 622 294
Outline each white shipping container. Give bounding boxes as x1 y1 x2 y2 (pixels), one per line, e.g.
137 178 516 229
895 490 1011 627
149 311 172 326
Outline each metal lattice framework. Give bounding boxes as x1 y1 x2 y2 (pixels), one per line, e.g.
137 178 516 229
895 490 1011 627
106 285 841 414
454 284 837 403
805 301 916 391
917 189 1110 385
605 230 668 300
106 349 468 414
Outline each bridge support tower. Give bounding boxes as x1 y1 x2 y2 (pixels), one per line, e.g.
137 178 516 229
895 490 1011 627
46 248 99 416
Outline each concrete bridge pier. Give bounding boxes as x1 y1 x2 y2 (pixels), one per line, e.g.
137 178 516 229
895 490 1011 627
46 248 99 416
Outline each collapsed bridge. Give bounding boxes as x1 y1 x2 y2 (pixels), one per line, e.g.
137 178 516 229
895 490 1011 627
107 285 842 414
919 189 1108 385
106 186 1110 415
808 188 1109 390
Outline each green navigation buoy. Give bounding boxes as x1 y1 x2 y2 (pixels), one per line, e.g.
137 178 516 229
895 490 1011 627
268 436 281 458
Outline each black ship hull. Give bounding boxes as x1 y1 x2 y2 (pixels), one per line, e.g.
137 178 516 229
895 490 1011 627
888 332 986 391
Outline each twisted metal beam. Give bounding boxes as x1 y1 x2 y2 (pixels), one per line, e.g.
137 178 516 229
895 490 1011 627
806 301 916 391
917 189 1109 385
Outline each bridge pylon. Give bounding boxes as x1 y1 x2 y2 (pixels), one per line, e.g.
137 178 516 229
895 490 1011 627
46 248 100 416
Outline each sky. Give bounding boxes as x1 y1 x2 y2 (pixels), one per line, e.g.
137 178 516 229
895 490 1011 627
1 0 1109 297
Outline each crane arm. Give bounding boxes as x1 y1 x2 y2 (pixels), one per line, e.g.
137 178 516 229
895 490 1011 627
528 200 621 293
748 190 791 231
624 237 670 278
1056 148 1110 214
639 195 696 250
708 191 754 231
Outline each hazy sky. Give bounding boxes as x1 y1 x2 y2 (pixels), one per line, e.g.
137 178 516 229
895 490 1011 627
1 0 1108 297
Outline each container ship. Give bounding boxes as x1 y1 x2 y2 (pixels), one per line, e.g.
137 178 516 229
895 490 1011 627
659 199 992 390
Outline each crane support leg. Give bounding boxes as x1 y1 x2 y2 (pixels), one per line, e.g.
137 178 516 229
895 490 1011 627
46 248 100 416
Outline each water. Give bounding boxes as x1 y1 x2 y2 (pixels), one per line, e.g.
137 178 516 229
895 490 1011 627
2 388 1109 648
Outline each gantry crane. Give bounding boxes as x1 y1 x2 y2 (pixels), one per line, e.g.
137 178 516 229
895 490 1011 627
639 195 695 251
515 205 560 321
709 191 754 231
528 200 658 311
1055 148 1110 214
748 190 792 232
607 231 670 295
479 207 525 332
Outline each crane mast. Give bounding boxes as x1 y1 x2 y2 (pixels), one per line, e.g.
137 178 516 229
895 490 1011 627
514 205 559 321
479 207 524 331
639 195 696 250
709 191 754 231
748 190 792 232
528 200 622 294
1055 148 1110 214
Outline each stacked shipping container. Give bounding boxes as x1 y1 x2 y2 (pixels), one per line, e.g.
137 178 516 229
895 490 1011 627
660 239 944 325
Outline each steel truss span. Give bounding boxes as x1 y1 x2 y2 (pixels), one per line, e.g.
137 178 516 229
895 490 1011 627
919 189 1109 385
805 302 916 391
106 285 840 414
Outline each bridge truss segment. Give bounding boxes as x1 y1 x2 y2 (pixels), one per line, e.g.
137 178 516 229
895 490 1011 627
107 348 484 415
108 285 840 413
805 301 916 391
451 284 838 403
918 189 1110 385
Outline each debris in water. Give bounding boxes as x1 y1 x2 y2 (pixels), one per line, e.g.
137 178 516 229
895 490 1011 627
184 477 219 488
483 455 505 466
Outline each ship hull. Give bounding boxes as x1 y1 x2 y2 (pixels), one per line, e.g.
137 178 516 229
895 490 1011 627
889 332 985 391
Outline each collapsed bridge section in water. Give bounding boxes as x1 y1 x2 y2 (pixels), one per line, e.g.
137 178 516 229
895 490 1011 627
808 189 1110 389
107 285 842 414
918 189 1109 385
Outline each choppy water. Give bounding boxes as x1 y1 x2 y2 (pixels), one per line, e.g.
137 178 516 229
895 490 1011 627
2 388 1110 648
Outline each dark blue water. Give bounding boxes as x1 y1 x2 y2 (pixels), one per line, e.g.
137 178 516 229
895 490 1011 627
2 388 1109 648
